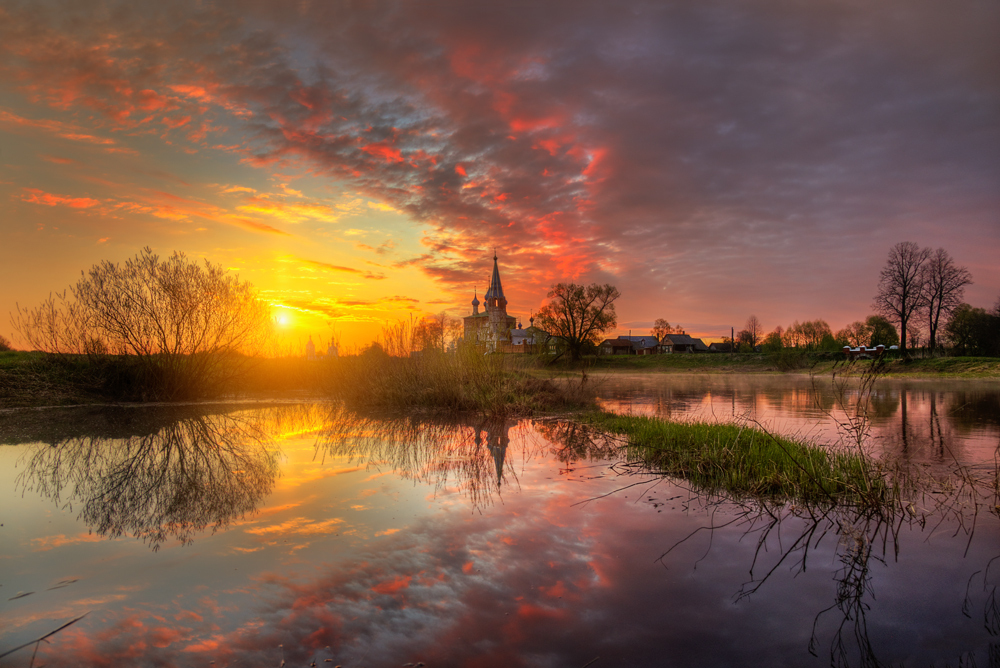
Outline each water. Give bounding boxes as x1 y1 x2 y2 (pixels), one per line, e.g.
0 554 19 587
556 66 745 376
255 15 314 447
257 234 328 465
0 377 997 667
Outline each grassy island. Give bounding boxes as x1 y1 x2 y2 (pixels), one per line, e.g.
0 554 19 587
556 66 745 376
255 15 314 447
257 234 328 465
582 411 889 506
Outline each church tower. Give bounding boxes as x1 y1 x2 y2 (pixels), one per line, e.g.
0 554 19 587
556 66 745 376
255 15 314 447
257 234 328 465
462 251 516 350
484 252 512 350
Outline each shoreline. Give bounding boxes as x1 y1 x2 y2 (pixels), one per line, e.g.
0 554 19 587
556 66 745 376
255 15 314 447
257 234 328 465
3 351 998 411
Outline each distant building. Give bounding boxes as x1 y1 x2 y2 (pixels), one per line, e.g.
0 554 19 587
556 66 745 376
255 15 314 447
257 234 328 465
305 336 316 360
662 332 708 353
599 337 635 355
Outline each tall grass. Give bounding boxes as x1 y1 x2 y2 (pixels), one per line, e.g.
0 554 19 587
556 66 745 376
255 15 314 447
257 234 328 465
583 412 890 506
324 344 592 418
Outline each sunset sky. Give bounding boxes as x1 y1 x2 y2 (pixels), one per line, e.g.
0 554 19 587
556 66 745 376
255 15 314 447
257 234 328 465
1 0 997 351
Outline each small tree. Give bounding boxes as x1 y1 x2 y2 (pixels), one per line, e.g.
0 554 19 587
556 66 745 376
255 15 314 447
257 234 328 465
651 318 672 342
536 283 620 363
865 315 899 348
761 329 783 352
921 248 972 351
945 304 1000 356
873 241 931 354
0 333 12 351
836 321 872 348
735 329 755 352
744 315 762 349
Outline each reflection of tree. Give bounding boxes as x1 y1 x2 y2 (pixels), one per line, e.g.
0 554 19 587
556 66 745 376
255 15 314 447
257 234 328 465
653 483 998 668
17 409 282 550
534 409 999 668
316 407 539 509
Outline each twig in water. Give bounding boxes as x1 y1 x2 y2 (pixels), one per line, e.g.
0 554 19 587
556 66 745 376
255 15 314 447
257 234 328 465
0 613 88 660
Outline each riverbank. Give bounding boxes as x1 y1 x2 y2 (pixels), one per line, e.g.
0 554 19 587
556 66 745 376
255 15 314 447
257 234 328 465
3 349 999 410
583 352 1000 378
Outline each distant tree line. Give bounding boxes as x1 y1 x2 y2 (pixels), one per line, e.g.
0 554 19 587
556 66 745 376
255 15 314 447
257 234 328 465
722 243 995 357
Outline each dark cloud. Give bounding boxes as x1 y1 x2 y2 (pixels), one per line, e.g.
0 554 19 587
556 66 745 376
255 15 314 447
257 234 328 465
2 0 997 332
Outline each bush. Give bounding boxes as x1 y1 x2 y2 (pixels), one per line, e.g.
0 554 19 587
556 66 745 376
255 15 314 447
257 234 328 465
0 334 12 352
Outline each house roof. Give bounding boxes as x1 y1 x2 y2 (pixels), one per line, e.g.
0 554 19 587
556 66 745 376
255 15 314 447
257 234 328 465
600 337 633 347
619 335 659 350
663 333 709 350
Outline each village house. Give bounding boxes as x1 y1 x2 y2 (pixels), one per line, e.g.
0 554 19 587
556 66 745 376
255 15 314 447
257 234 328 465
662 332 709 353
599 331 707 355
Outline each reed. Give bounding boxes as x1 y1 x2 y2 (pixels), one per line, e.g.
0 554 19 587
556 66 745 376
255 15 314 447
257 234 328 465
322 345 593 418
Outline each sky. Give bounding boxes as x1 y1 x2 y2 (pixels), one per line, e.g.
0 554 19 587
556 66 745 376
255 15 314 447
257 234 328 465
1 0 997 351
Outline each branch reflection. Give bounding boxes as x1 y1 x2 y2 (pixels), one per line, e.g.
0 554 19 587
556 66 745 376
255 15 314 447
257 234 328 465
538 415 1000 668
15 406 286 550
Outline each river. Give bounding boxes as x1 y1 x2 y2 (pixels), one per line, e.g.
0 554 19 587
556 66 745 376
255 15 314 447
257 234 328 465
1 375 998 667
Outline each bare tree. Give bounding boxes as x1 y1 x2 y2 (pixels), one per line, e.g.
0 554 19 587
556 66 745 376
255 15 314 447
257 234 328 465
13 248 273 398
744 315 762 349
873 241 930 354
921 248 972 351
536 283 620 362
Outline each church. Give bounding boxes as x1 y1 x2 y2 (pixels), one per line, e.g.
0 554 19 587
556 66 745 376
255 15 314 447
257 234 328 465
463 253 550 353
463 252 516 351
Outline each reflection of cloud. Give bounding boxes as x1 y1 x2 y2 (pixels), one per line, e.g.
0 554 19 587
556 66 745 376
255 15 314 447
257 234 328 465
243 517 344 536
30 533 106 551
275 465 365 489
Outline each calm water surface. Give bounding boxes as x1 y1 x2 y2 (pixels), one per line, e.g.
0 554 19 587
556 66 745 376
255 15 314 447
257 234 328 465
0 376 998 667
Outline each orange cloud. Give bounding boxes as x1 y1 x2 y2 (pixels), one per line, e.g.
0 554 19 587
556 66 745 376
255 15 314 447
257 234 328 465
361 142 404 163
372 574 412 595
21 187 101 209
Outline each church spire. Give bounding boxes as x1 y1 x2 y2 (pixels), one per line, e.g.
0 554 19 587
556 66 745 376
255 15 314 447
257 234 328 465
484 251 506 304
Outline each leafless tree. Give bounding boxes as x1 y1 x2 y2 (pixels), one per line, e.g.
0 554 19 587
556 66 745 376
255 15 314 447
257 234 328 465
873 241 931 354
744 315 762 349
536 283 620 362
921 248 972 351
13 248 273 398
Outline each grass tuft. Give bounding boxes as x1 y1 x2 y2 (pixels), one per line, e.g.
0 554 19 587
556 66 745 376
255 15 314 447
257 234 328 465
582 411 890 505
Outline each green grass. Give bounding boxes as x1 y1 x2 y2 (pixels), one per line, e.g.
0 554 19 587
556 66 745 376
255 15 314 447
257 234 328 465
582 411 888 505
582 352 1000 378
876 356 1000 378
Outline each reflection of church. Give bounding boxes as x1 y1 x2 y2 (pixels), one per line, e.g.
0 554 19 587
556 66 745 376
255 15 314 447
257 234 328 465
473 420 511 489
